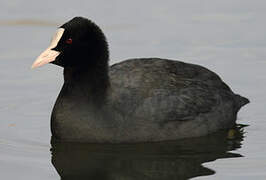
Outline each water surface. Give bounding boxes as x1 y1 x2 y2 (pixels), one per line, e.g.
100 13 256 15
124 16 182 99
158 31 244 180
1 1 265 179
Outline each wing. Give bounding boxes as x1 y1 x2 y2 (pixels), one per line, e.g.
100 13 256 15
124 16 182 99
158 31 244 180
132 79 224 123
109 58 234 123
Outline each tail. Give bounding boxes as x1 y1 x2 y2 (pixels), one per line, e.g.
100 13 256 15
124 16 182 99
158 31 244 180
234 94 250 112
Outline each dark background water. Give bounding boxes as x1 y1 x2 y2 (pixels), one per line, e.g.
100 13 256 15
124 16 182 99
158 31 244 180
0 0 265 179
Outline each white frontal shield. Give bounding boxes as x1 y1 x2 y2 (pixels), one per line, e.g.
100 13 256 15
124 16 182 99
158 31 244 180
31 28 65 68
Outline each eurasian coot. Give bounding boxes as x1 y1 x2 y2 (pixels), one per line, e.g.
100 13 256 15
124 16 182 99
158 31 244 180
32 17 249 143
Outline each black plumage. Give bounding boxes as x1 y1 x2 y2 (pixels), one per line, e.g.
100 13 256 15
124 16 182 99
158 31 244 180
35 17 249 143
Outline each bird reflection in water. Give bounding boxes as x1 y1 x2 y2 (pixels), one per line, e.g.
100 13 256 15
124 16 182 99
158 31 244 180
51 124 246 180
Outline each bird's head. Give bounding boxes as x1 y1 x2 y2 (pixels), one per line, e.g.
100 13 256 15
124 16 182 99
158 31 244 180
32 17 109 69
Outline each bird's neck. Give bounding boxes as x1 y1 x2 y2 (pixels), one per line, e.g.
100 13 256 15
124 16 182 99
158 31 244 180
62 64 110 104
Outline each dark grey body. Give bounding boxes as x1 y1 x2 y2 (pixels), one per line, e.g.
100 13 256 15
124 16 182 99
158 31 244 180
51 58 249 143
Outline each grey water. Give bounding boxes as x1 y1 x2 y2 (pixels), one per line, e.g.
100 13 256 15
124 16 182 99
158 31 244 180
0 0 265 179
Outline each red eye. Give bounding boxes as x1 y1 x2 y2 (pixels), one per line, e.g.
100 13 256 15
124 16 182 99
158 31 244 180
65 38 73 44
